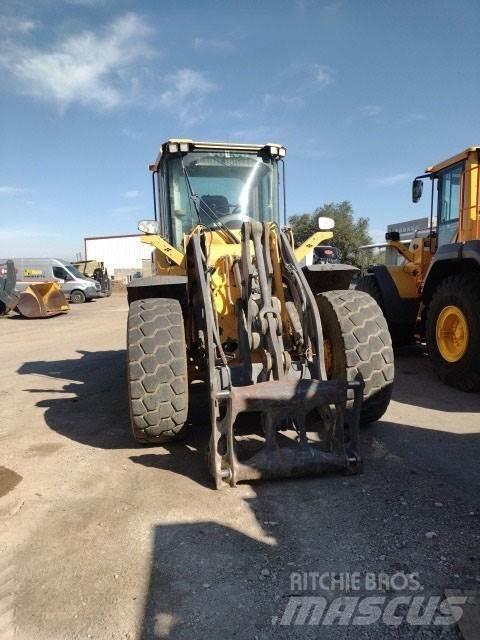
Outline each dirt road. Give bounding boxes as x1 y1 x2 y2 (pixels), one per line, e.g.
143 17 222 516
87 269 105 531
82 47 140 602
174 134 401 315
1 294 479 639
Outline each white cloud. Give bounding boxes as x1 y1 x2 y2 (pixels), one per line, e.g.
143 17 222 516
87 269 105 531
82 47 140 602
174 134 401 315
0 185 26 196
0 13 155 110
360 104 382 117
159 68 215 125
193 37 234 53
372 172 410 186
0 16 37 34
314 64 334 89
125 190 140 199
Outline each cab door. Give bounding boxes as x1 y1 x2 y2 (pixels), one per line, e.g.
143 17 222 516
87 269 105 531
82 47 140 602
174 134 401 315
436 163 463 248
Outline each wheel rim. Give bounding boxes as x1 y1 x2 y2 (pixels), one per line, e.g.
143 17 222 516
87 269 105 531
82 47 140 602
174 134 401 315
436 305 469 363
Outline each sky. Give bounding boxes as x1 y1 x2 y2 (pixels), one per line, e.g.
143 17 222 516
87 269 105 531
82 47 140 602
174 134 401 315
1 0 479 259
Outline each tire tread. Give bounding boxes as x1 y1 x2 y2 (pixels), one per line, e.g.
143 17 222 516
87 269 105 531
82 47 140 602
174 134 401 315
127 298 188 443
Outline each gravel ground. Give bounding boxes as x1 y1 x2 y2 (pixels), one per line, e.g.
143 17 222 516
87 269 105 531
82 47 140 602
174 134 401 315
0 294 479 639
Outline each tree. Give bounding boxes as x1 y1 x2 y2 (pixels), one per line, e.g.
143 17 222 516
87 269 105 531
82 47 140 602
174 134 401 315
289 201 373 267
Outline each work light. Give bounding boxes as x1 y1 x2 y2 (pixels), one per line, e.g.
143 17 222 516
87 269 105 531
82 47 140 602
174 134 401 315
138 220 159 234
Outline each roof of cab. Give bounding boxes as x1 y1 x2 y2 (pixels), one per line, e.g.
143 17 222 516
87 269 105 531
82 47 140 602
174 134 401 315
149 139 285 172
426 146 480 173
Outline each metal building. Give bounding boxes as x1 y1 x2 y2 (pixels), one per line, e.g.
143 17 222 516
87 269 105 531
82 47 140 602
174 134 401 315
84 234 153 282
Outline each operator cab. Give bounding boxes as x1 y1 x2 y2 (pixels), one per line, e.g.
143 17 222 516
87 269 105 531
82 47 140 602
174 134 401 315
411 146 480 248
148 139 287 248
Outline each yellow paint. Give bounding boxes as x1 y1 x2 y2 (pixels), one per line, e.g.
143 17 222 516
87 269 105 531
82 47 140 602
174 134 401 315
140 234 186 276
294 231 333 263
436 305 469 362
23 268 44 277
387 266 420 299
141 235 185 268
387 234 436 299
458 149 480 242
140 223 332 353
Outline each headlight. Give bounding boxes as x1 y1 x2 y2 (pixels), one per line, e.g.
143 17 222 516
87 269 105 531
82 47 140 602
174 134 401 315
318 216 335 230
138 220 159 234
168 143 179 153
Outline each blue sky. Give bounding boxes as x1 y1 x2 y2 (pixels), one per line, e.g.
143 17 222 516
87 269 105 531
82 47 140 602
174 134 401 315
1 0 479 258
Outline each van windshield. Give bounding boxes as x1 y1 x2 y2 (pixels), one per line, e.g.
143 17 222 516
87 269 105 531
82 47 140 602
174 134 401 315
65 264 89 279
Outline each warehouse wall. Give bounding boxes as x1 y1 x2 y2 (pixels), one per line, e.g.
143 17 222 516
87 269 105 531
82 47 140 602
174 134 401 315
84 235 153 279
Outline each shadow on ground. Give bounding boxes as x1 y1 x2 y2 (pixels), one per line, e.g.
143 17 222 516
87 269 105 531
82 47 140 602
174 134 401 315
393 346 480 413
18 349 133 449
15 349 480 638
138 429 480 640
17 350 212 474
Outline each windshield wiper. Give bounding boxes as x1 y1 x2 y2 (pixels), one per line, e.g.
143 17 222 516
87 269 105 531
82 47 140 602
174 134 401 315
181 160 239 244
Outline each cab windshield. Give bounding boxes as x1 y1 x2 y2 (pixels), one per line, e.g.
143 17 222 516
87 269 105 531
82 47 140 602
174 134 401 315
166 151 279 247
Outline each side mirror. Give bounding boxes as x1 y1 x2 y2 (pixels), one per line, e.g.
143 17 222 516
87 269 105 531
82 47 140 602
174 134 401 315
412 178 423 203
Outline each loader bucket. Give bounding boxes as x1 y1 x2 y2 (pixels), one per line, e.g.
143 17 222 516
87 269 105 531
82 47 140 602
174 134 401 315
15 282 69 318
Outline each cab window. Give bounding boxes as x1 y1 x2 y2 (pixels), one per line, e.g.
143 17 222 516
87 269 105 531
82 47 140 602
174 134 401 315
437 163 463 225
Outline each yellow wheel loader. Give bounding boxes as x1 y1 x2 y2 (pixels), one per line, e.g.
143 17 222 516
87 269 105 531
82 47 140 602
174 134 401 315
126 139 394 487
358 146 480 391
0 260 69 319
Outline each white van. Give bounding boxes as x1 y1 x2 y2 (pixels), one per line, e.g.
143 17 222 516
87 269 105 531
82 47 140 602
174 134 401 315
7 258 101 303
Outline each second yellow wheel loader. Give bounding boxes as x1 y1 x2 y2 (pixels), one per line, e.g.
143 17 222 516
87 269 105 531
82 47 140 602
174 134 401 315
126 139 394 487
358 146 480 391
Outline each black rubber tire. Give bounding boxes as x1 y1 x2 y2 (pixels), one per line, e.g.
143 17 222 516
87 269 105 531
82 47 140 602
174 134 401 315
356 275 414 347
317 290 394 425
426 273 480 391
0 301 6 316
70 289 86 304
127 298 189 444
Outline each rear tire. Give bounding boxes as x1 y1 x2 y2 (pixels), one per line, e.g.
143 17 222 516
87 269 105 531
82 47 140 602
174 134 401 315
127 298 189 444
70 289 86 304
426 273 480 391
317 290 394 425
356 274 414 347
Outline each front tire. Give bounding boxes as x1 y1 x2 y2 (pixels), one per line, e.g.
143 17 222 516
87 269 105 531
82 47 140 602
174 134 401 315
317 290 394 425
70 289 86 304
127 298 189 444
426 273 480 391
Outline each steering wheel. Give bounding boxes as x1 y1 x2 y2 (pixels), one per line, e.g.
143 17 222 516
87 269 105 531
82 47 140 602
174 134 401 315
218 212 258 228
